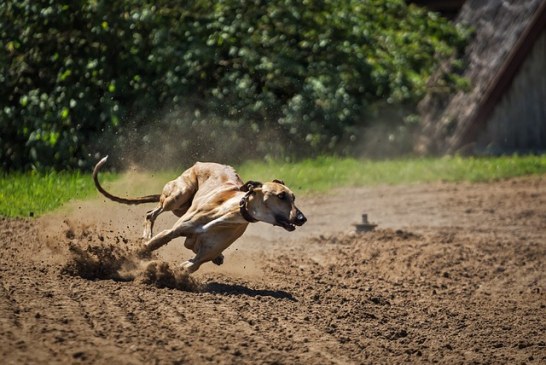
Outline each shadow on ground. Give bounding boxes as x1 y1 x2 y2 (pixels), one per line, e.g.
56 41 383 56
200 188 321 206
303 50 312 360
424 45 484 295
204 282 297 301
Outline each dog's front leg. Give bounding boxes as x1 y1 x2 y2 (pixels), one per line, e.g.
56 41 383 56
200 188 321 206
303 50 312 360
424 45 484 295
141 219 196 253
200 213 240 231
143 229 177 252
180 221 246 273
180 247 216 273
179 251 224 270
180 259 200 273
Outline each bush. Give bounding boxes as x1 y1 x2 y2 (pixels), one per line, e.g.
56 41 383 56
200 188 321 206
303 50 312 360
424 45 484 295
0 0 467 171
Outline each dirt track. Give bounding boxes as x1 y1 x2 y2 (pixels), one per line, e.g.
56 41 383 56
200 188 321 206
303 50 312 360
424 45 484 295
1 176 545 364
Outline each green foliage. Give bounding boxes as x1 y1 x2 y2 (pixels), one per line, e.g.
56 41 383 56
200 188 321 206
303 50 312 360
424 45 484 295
1 0 195 170
1 0 467 171
0 170 115 217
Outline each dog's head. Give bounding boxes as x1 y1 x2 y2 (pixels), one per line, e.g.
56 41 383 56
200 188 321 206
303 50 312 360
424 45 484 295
241 180 306 231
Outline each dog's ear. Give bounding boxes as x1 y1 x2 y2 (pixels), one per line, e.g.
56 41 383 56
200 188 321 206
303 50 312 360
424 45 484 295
272 179 285 185
240 180 263 192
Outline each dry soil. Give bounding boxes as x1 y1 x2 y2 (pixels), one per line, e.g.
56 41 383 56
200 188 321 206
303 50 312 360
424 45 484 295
1 176 545 364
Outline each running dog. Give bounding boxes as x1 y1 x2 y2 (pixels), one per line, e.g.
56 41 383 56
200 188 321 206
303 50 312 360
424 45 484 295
93 157 306 273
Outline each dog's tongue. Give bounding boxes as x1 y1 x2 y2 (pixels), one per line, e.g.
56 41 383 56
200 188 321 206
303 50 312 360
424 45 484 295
283 223 296 232
274 221 296 231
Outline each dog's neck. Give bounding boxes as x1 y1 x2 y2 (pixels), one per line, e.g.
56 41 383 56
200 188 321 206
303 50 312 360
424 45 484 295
239 191 259 223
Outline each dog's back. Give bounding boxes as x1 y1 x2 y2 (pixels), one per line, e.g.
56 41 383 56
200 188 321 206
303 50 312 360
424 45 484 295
181 162 244 209
192 162 243 191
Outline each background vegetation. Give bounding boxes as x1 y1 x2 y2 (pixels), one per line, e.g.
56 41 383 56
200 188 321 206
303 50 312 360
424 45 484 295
1 0 468 171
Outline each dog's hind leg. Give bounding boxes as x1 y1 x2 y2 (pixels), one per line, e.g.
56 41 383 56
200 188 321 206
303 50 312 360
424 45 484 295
142 170 197 239
143 205 164 239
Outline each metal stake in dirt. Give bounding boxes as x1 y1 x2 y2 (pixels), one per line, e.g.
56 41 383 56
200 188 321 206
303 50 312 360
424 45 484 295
354 214 377 232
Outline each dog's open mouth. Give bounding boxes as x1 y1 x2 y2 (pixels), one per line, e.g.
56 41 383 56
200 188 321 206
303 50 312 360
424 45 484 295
275 216 296 232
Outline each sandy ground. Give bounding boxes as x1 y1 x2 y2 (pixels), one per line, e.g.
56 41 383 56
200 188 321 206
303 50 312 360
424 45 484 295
1 175 545 364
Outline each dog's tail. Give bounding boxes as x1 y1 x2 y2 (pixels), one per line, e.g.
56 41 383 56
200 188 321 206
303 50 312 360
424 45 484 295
93 156 160 205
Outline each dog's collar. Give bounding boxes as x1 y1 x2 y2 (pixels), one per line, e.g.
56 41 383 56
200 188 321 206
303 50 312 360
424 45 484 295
239 191 258 223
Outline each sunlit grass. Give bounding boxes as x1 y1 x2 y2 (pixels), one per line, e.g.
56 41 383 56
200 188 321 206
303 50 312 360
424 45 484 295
237 155 546 192
1 155 545 217
0 170 116 217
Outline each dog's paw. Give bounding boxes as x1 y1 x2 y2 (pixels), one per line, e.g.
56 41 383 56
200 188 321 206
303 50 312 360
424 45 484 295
212 254 224 266
179 260 197 273
142 229 152 240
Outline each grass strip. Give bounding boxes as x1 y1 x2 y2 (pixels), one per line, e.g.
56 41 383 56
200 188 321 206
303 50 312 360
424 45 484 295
0 170 116 217
1 155 545 218
237 155 546 192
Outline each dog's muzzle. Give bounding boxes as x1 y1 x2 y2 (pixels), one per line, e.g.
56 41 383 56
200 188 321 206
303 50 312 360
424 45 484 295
275 209 307 232
294 209 307 226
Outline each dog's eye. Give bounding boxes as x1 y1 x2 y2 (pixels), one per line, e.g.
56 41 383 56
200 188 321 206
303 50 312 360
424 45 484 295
278 192 287 200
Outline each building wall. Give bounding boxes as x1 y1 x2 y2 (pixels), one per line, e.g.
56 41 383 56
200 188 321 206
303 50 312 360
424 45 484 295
415 0 544 155
475 29 546 154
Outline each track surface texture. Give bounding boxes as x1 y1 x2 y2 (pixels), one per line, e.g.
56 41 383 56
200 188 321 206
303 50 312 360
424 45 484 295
1 176 545 364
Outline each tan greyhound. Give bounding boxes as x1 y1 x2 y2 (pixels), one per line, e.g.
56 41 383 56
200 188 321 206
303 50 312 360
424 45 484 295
93 157 306 273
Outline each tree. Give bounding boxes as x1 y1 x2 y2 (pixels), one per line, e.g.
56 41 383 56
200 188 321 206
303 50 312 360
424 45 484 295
0 0 467 170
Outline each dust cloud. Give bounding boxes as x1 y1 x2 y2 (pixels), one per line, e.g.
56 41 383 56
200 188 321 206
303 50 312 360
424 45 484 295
62 241 200 291
93 103 417 174
95 106 290 172
40 211 201 291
